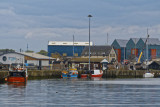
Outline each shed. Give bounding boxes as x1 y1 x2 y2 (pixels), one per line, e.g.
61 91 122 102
136 38 160 61
148 61 160 70
126 38 140 61
111 39 128 62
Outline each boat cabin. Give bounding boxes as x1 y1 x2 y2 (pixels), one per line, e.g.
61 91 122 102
9 72 26 77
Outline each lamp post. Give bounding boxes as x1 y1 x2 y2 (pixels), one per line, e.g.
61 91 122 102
88 15 92 71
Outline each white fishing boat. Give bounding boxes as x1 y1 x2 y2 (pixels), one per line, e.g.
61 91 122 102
143 72 154 78
143 30 154 78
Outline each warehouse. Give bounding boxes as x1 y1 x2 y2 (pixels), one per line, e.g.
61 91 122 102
48 41 93 57
136 38 160 62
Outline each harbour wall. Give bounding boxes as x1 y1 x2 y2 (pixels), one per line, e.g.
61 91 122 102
102 70 160 78
1 70 160 81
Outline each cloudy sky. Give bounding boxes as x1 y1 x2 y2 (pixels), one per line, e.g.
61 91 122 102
0 0 160 52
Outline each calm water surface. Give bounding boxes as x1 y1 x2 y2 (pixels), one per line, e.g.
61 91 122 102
1 78 160 107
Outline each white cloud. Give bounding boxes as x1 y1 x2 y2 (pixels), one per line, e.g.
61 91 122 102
0 8 15 16
0 0 160 52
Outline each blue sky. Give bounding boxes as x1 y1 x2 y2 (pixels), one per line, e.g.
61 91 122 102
0 0 160 52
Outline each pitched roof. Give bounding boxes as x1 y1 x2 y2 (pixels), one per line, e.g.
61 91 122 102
0 52 55 60
149 61 160 66
131 38 140 44
81 45 112 56
116 39 128 47
141 38 160 45
21 52 55 60
71 57 105 63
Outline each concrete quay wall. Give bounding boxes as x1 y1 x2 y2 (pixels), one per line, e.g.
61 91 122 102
102 70 160 78
0 70 160 81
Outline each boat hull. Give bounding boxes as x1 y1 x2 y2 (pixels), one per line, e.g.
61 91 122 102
62 74 78 78
81 74 103 78
61 68 78 78
6 77 27 83
68 74 78 78
143 73 154 78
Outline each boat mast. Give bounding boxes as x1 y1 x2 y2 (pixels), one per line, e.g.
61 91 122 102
73 35 74 57
72 35 75 68
146 28 149 71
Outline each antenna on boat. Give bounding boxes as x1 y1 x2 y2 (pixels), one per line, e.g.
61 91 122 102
72 34 75 68
146 28 149 67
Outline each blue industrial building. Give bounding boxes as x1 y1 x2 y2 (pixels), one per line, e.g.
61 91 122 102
126 38 140 60
112 37 160 63
48 41 92 57
111 39 128 62
136 38 160 62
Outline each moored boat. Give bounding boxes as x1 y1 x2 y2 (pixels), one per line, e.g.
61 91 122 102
81 70 103 78
68 68 78 78
61 70 68 78
61 68 78 78
143 72 154 78
5 65 28 83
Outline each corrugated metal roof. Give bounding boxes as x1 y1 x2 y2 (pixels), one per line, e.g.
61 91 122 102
116 39 128 47
21 52 55 60
141 38 160 45
81 45 112 56
48 41 93 46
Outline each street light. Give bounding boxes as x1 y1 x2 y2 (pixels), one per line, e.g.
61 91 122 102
88 14 92 71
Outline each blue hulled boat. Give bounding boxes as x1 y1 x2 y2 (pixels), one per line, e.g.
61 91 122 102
61 68 78 78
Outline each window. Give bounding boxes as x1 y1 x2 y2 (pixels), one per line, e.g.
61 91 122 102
110 54 115 57
63 53 67 56
85 52 88 56
102 52 105 57
2 56 7 61
74 53 78 56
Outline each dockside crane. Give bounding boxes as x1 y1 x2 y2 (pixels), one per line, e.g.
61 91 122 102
137 34 149 63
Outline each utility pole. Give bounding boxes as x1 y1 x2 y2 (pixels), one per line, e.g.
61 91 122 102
107 33 109 45
88 14 92 71
27 43 28 51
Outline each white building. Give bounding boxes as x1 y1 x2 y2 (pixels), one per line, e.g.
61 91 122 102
0 52 55 69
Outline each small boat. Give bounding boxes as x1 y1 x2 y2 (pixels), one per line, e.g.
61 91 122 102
143 72 154 78
61 68 78 78
68 68 78 77
81 70 103 78
5 65 28 83
61 70 68 78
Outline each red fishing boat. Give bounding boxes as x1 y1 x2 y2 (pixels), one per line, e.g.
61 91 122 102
5 65 28 83
81 70 103 78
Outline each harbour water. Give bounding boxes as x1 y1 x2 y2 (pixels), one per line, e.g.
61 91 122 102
1 78 160 107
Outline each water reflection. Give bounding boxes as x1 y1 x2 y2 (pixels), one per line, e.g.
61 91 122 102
0 78 160 106
7 82 26 88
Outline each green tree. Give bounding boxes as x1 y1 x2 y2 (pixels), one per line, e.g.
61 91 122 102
37 50 48 56
25 50 34 53
0 49 15 53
